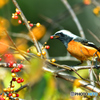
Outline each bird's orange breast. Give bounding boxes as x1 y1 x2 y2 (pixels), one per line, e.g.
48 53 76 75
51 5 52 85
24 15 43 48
67 40 100 61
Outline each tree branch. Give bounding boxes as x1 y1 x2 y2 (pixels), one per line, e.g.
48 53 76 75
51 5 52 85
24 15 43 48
43 67 100 95
61 0 85 38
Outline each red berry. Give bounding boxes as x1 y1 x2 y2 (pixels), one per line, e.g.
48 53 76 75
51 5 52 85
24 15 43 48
18 20 22 24
12 78 16 81
27 49 29 53
8 93 12 97
50 36 54 39
14 15 18 19
4 54 8 57
11 69 15 73
16 94 19 97
0 58 2 61
17 79 21 83
18 64 23 69
15 68 19 72
16 11 20 15
21 78 24 82
46 45 50 49
29 23 33 27
0 95 4 100
9 62 13 67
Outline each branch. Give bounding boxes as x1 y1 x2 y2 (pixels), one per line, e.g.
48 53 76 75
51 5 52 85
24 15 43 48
0 60 100 71
88 29 100 43
15 84 29 92
43 67 100 95
91 0 100 6
12 0 42 55
0 61 100 93
50 56 78 61
11 32 32 42
61 0 85 38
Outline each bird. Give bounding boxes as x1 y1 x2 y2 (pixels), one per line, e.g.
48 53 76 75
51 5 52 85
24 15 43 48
50 30 100 64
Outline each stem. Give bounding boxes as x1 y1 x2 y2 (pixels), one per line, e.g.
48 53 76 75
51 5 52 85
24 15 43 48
61 0 85 38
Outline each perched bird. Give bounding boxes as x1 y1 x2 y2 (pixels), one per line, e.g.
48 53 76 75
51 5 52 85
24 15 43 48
51 30 100 64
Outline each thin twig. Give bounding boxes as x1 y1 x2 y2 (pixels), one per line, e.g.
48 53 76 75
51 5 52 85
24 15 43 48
88 29 100 43
61 0 85 38
4 30 30 63
0 41 37 59
15 84 29 92
91 0 100 6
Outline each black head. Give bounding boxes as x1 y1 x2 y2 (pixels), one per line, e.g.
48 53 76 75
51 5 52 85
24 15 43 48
51 30 78 48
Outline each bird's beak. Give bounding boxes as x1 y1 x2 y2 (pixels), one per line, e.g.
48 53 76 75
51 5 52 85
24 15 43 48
50 35 60 39
54 35 60 38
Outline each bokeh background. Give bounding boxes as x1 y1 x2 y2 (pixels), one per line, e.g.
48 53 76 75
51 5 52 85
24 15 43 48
0 0 100 100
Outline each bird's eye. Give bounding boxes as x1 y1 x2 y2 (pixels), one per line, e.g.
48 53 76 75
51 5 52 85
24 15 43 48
60 33 64 37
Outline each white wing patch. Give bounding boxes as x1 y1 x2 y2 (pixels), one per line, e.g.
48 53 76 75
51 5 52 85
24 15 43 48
88 42 95 45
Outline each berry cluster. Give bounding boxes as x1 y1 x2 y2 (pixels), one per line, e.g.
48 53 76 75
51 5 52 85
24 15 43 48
0 54 24 100
36 42 50 57
12 8 41 28
12 8 22 24
36 41 56 63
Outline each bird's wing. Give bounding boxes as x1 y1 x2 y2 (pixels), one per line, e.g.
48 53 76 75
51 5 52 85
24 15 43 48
74 37 99 50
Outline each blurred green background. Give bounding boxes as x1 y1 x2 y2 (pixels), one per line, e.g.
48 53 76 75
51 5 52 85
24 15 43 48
0 0 100 100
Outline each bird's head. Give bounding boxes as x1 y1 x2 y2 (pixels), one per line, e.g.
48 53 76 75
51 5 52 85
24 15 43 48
50 30 78 48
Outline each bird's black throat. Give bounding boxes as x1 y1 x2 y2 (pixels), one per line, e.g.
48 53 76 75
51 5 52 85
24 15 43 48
57 36 73 48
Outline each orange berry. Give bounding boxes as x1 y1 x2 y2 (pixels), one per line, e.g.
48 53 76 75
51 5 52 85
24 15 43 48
10 88 14 91
11 84 15 88
37 52 41 57
3 88 7 92
41 46 44 50
7 88 11 92
36 23 40 27
5 97 9 100
12 93 16 97
11 73 16 77
73 79 81 87
16 8 19 12
42 51 46 55
28 21 30 23
51 58 56 63
44 42 47 44
93 7 99 15
15 77 18 81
